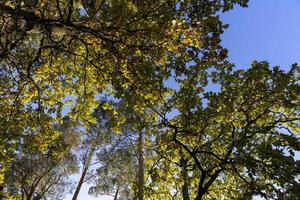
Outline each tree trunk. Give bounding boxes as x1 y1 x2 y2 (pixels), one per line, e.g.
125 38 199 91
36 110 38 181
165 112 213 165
114 188 119 200
26 189 34 200
182 169 190 200
26 177 43 200
180 158 190 200
136 130 144 200
195 190 205 200
0 185 4 200
72 147 95 200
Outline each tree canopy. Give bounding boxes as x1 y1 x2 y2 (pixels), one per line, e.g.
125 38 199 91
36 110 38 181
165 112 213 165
0 0 299 200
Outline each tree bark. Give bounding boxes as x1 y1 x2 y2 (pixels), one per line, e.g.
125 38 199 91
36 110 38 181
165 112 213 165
180 158 190 200
195 189 206 200
136 130 144 200
0 185 4 200
72 146 95 200
114 188 119 200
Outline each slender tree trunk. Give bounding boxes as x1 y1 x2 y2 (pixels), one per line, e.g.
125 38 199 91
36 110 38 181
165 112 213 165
26 177 43 200
0 185 4 200
195 190 205 200
26 189 34 200
136 130 144 200
72 165 88 200
195 168 221 200
182 169 190 200
114 188 119 200
180 157 190 200
72 146 95 200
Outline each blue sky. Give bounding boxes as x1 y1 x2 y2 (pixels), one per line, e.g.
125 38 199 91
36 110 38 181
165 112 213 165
221 0 300 69
66 1 300 199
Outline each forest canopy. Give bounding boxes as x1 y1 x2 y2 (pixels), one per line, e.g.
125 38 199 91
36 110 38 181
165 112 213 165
0 0 299 200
